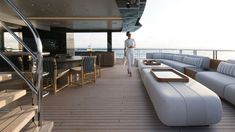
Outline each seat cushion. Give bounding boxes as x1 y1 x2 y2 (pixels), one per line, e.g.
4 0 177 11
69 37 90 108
71 66 82 71
57 69 70 75
196 71 235 98
161 59 195 72
224 84 235 105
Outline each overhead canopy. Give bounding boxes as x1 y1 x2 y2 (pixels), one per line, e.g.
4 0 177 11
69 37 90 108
0 0 146 32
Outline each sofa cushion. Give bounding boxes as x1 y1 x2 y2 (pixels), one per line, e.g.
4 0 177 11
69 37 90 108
146 53 153 59
163 54 173 60
173 55 184 62
224 84 235 106
196 71 235 98
227 59 235 64
217 62 235 77
146 53 210 69
152 53 162 59
186 55 210 69
183 56 203 68
161 60 195 72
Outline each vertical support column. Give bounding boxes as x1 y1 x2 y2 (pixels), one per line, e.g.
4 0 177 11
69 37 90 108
179 49 183 54
193 50 197 55
107 31 112 52
66 33 75 56
213 50 218 60
0 28 4 50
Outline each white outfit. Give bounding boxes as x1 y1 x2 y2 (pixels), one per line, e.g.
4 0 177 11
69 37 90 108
125 38 136 74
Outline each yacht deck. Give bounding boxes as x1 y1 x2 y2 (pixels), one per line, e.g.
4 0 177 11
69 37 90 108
1 64 235 131
40 64 235 132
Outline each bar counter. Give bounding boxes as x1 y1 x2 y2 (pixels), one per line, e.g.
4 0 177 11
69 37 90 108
56 56 82 69
75 51 114 67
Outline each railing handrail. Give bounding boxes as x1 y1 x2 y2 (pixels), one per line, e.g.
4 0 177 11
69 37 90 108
73 48 235 52
134 48 235 52
75 48 235 60
0 52 38 94
0 21 37 59
2 0 43 126
4 0 42 53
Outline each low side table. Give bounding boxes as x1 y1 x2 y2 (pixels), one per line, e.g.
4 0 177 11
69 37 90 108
184 67 204 79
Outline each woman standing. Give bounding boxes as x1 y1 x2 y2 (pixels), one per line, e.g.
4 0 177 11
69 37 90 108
124 32 136 77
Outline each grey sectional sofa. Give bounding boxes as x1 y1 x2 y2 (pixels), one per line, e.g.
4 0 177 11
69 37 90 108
138 60 222 126
146 53 210 72
196 60 235 105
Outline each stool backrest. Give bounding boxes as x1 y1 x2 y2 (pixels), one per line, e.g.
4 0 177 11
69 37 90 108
43 57 56 79
82 56 96 73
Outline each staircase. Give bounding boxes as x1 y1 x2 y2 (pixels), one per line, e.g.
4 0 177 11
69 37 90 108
0 90 53 132
0 0 53 131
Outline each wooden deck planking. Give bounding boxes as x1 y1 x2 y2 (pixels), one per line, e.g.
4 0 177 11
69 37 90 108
2 64 235 131
40 65 235 131
0 90 26 108
42 65 161 131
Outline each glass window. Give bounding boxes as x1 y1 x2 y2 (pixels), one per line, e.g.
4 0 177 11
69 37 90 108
73 33 107 51
218 51 235 60
197 50 213 58
4 32 22 51
182 50 194 55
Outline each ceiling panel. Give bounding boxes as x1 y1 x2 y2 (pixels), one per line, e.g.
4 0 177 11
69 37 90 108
12 0 120 17
0 0 147 32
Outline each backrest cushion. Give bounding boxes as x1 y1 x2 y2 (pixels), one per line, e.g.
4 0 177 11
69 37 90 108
163 54 173 60
173 55 184 62
152 53 162 59
227 59 235 64
43 57 56 78
217 62 235 77
185 55 210 69
83 56 96 73
183 56 203 67
146 53 153 59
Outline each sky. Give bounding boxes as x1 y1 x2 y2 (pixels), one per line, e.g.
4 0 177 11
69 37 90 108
75 0 235 50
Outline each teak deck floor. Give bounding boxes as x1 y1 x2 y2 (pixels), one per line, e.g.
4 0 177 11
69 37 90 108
40 65 235 132
1 64 235 132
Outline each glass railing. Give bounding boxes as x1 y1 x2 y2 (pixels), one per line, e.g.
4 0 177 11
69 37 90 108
73 48 235 60
112 48 235 60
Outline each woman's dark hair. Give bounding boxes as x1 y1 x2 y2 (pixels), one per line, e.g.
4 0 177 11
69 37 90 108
126 31 130 36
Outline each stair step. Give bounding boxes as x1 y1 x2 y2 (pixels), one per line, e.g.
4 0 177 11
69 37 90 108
23 121 54 132
43 72 49 77
0 90 26 108
0 105 38 132
0 74 12 82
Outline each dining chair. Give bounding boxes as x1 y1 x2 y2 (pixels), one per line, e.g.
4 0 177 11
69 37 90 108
43 57 70 94
70 56 96 86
